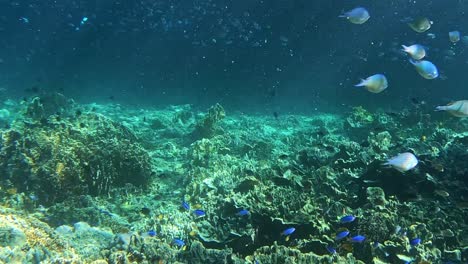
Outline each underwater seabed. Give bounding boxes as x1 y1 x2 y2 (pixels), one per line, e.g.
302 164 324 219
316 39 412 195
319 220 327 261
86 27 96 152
0 93 467 264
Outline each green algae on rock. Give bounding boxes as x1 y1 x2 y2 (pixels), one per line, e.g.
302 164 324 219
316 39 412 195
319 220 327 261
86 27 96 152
0 96 153 204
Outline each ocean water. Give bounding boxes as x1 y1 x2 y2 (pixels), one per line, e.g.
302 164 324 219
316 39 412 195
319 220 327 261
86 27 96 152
0 1 467 263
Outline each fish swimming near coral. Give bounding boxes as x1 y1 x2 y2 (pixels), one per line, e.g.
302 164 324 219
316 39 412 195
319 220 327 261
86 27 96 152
326 245 337 254
435 100 468 117
281 227 296 236
173 238 185 247
349 235 366 243
193 209 206 217
181 201 190 211
410 238 421 246
237 209 250 216
335 230 350 240
339 215 356 224
383 152 418 172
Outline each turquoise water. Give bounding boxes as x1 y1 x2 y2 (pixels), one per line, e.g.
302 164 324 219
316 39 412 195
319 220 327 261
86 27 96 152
0 1 467 263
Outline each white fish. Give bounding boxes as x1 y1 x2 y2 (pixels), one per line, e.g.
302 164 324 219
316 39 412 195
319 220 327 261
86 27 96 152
435 100 468 117
354 74 388 93
449 31 461 43
401 44 426 60
410 59 439 79
339 7 370 25
408 17 432 33
384 152 418 172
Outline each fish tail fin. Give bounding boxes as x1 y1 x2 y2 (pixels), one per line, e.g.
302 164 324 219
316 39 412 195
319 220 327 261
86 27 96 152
401 45 409 52
354 79 366 87
382 160 393 168
435 105 447 111
338 10 347 18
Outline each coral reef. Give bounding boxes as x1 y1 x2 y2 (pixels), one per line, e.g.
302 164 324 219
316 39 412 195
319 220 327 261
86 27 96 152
191 103 226 140
0 95 153 204
0 97 466 263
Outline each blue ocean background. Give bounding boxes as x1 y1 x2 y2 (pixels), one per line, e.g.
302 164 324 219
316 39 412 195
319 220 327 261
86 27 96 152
0 0 466 113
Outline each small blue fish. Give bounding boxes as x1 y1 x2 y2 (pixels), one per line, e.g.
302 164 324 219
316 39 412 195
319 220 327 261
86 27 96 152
326 245 337 255
340 215 356 223
147 230 156 237
410 238 421 246
237 209 249 216
335 230 350 240
181 201 190 210
281 227 296 236
173 238 185 247
193 209 206 217
339 7 370 25
410 59 439 79
349 235 366 243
